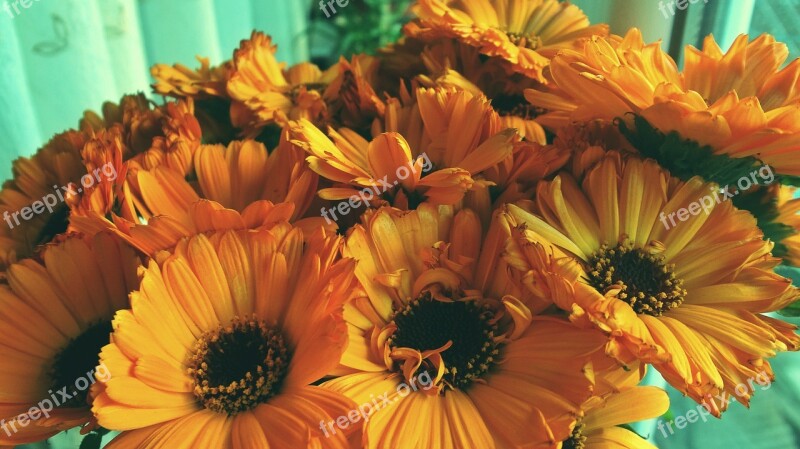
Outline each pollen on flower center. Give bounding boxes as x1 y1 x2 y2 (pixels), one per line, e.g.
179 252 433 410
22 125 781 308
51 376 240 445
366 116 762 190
506 32 543 50
388 293 500 390
562 423 587 449
50 320 113 408
188 316 290 415
586 242 686 316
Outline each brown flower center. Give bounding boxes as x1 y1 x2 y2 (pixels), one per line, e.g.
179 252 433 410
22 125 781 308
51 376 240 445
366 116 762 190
388 293 500 390
188 317 290 415
586 242 686 316
50 321 112 408
491 93 542 120
562 423 587 449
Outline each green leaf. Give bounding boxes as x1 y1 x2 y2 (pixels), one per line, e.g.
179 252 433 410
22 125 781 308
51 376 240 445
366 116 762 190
778 301 800 317
617 114 762 187
79 433 103 449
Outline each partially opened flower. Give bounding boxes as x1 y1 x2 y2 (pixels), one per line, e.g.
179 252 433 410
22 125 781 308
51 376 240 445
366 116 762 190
289 87 516 209
227 31 338 134
407 0 608 82
0 232 141 445
93 227 358 449
503 152 800 414
324 204 611 449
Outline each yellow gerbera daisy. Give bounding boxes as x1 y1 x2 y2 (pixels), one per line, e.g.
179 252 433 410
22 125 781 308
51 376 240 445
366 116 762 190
0 131 87 270
324 204 611 449
0 232 141 445
503 152 800 414
407 0 608 82
93 227 358 449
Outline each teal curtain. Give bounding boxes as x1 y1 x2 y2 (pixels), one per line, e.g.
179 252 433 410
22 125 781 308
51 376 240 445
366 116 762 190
0 0 309 180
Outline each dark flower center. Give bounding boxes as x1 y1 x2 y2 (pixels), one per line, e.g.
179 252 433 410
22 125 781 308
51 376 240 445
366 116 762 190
491 93 541 120
33 204 70 247
188 317 290 415
388 294 500 390
586 242 686 316
562 423 587 449
50 321 112 408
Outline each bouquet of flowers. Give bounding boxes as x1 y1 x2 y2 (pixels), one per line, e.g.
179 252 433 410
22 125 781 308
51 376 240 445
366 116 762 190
1 1 799 448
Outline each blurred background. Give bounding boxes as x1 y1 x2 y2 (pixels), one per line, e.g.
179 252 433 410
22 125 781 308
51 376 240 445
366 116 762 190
1 0 799 448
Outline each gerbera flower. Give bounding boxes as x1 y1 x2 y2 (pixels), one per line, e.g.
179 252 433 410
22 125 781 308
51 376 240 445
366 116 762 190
151 56 232 100
323 54 386 132
289 87 516 209
97 135 323 256
416 38 547 142
406 0 608 82
226 31 339 134
81 95 202 176
502 152 800 414
565 368 669 449
0 131 87 270
93 227 358 449
0 232 141 445
526 30 800 178
324 204 611 449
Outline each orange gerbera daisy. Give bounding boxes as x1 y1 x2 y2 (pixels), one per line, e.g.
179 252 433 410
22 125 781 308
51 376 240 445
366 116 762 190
527 29 800 177
502 152 800 415
324 204 612 449
0 232 141 445
81 94 202 177
93 227 358 449
94 135 323 256
151 56 232 100
407 0 608 82
0 131 87 270
227 31 335 133
290 87 513 207
416 39 547 142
